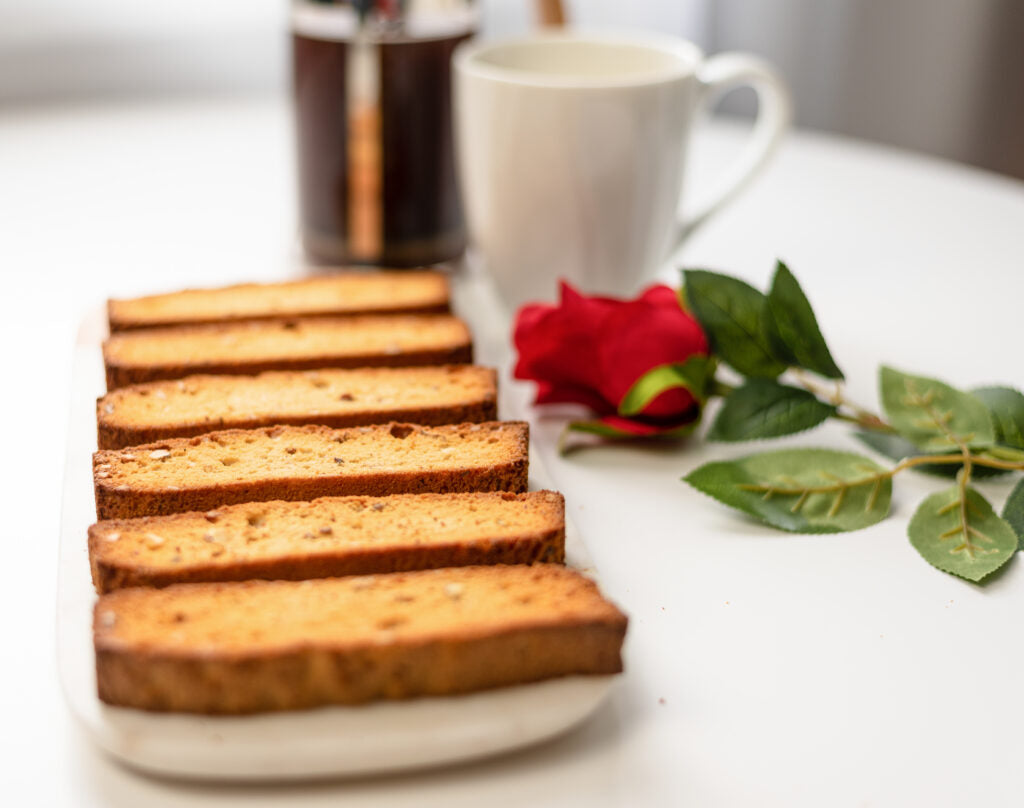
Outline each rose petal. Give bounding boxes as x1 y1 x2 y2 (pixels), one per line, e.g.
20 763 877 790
534 381 617 414
560 280 621 312
596 287 708 417
512 302 551 337
513 281 709 425
513 281 616 395
636 284 683 308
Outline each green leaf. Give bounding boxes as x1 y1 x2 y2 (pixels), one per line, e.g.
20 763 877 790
853 430 1008 479
908 485 1017 581
1002 477 1024 551
760 302 796 367
684 448 892 533
559 418 698 453
619 355 716 416
765 261 844 379
682 269 787 378
707 379 835 442
981 445 1024 463
569 421 693 439
972 386 1024 450
879 366 995 452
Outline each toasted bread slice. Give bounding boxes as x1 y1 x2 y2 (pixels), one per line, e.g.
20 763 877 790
102 315 472 390
107 271 450 332
88 491 565 593
93 421 529 519
96 365 497 449
94 564 627 713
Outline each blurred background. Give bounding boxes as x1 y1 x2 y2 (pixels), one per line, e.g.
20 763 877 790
2 0 1023 179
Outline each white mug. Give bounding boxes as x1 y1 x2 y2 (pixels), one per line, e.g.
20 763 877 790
453 32 791 307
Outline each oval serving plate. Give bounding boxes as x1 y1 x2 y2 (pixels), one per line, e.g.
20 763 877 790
57 288 615 781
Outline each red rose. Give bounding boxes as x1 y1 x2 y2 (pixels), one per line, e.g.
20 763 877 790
513 281 709 437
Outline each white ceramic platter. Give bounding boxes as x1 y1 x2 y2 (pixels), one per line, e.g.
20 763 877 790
57 276 614 781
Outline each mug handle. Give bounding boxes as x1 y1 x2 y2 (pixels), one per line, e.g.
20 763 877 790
673 53 792 245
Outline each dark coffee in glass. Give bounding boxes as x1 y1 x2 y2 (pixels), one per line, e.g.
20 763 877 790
292 2 473 267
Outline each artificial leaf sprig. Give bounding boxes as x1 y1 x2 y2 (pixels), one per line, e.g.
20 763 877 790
624 261 1024 583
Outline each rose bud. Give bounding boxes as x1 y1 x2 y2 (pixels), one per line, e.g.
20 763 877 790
513 281 709 438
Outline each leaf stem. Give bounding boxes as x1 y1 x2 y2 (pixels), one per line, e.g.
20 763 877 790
708 379 736 398
791 369 895 433
892 452 1024 473
909 379 975 447
832 410 873 427
739 450 1024 499
740 469 887 498
956 448 974 556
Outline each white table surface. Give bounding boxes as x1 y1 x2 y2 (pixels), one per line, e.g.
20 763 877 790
2 94 1024 807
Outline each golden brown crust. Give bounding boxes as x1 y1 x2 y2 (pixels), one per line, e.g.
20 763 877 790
93 422 530 520
94 462 527 520
95 623 624 713
104 346 474 391
108 301 452 332
95 366 498 450
96 399 496 450
101 316 473 390
107 272 451 332
88 491 565 593
93 565 627 713
90 535 564 593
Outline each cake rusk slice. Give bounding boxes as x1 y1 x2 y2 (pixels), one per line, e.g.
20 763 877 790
94 564 627 713
89 491 565 593
102 314 472 390
93 421 529 519
96 365 497 449
107 270 450 332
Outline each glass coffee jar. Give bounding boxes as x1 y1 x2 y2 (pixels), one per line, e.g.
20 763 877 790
292 0 475 267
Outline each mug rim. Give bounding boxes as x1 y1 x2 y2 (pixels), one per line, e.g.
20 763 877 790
454 31 704 89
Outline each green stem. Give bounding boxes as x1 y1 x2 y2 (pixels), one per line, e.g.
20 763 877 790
897 452 1024 473
707 371 892 432
708 379 736 398
913 392 979 551
831 410 893 431
790 370 895 434
849 413 897 434
956 447 974 550
740 450 1024 498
